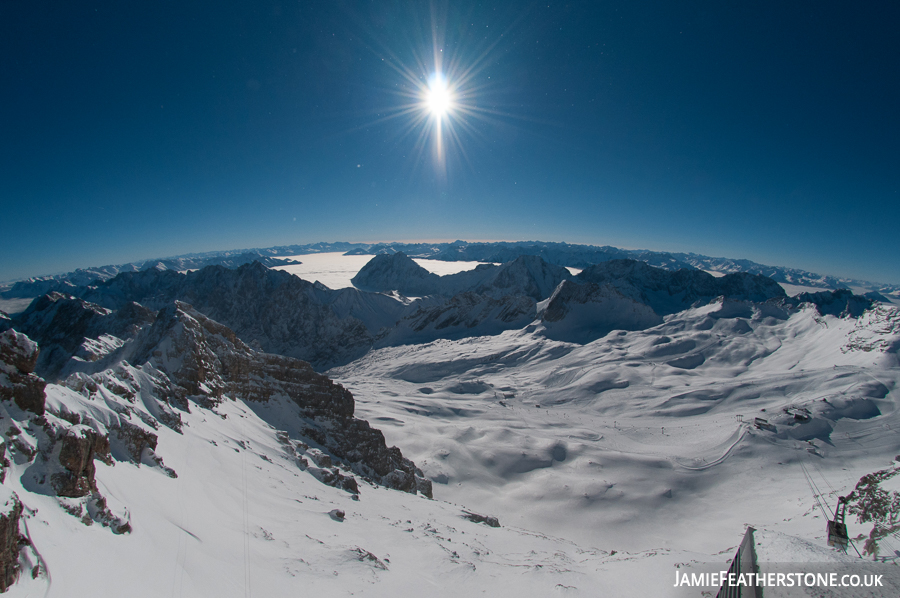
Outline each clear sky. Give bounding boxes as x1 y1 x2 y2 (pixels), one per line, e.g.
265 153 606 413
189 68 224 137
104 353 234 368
2 1 898 284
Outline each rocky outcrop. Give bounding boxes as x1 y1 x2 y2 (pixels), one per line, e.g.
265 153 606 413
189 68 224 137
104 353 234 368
0 491 23 592
78 262 373 369
575 259 786 316
51 425 108 498
352 253 571 302
302 415 431 497
10 294 154 380
541 280 664 343
462 510 500 527
128 302 428 494
0 330 46 415
351 253 443 297
784 289 874 317
377 292 536 347
132 302 355 418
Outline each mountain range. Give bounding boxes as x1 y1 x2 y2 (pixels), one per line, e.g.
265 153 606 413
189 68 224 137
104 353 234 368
4 240 898 300
0 248 898 596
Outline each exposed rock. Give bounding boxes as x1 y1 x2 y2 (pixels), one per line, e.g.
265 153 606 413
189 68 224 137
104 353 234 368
124 302 424 494
308 467 359 494
50 424 112 499
377 292 536 347
416 477 434 498
8 296 428 500
303 416 432 497
306 448 332 468
784 288 874 317
132 302 355 418
541 280 664 343
352 253 571 302
351 252 442 296
462 510 500 527
0 491 23 592
0 440 7 484
328 509 345 521
9 294 154 380
79 262 373 370
111 420 159 465
0 330 46 415
576 259 786 316
351 547 388 569
473 255 571 301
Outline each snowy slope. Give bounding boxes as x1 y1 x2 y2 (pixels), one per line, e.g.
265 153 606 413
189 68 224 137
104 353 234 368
330 300 900 560
0 320 717 598
1 255 898 597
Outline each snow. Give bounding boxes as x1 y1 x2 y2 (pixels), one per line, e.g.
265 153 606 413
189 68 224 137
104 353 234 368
3 257 900 596
4 376 710 598
0 298 33 317
781 282 841 297
330 303 900 563
272 252 492 290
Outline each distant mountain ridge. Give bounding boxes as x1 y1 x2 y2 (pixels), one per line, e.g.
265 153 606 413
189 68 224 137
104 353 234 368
345 241 898 293
4 240 897 298
1 251 301 299
2 255 880 366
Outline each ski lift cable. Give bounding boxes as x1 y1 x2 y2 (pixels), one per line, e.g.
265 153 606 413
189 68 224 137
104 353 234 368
811 459 839 496
805 459 834 517
799 458 830 520
802 454 841 522
801 457 865 559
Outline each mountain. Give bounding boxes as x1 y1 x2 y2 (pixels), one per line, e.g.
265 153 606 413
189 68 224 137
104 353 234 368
76 262 375 370
350 252 443 296
0 322 728 597
575 259 787 316
2 250 900 596
330 288 900 565
351 253 571 300
782 288 874 317
539 280 664 344
0 252 301 300
344 240 900 293
7 242 898 308
0 296 432 509
376 292 538 347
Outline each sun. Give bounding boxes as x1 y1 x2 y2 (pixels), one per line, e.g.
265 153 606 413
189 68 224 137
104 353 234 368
359 7 512 176
425 74 453 118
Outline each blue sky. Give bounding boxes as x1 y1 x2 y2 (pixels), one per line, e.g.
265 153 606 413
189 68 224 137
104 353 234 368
2 1 898 284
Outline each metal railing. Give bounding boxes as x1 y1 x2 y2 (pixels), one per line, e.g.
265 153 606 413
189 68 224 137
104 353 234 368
716 527 761 598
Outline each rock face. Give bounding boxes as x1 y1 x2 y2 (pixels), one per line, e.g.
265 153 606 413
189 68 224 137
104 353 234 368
352 253 571 301
11 294 154 380
130 302 356 418
52 425 108 498
5 296 432 498
471 255 571 301
0 330 46 414
79 262 373 370
378 292 536 347
130 302 429 495
351 253 442 297
540 280 664 343
785 289 874 317
575 259 787 316
0 492 23 593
